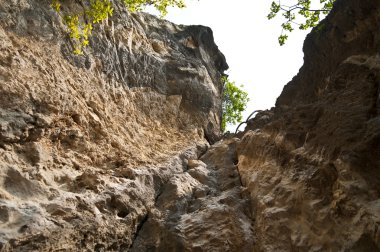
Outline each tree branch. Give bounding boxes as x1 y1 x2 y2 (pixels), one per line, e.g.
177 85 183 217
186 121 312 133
281 6 330 12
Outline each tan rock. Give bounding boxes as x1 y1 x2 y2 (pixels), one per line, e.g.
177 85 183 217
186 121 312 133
187 159 206 169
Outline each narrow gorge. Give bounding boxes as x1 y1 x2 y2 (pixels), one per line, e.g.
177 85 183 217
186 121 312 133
0 0 379 251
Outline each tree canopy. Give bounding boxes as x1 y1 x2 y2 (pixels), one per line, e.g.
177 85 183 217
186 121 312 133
267 0 335 45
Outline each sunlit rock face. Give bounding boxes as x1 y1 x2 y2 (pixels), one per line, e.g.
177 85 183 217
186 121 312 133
238 0 380 250
0 0 228 250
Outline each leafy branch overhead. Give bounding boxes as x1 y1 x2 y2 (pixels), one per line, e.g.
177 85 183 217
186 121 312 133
267 0 335 45
221 76 249 132
51 0 186 54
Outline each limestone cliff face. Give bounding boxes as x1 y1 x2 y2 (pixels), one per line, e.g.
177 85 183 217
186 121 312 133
1 0 380 251
238 0 380 250
0 0 229 250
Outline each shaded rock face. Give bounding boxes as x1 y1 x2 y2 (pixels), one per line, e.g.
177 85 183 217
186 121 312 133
277 0 380 108
239 0 380 250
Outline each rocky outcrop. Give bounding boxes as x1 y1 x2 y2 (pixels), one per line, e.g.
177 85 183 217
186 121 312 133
237 0 380 250
0 0 228 250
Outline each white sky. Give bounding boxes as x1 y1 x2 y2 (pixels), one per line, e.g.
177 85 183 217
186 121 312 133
147 0 311 132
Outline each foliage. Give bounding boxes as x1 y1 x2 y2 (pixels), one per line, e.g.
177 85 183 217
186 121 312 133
221 76 249 132
51 0 185 54
267 0 335 45
125 0 185 17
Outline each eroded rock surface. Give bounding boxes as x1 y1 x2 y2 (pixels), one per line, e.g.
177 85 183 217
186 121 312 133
0 0 228 250
130 138 254 251
1 0 380 251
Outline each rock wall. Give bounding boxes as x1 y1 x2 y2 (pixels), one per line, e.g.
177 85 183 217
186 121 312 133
237 0 380 250
0 0 228 250
1 0 380 251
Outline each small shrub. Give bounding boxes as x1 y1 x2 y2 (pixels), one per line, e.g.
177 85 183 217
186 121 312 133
221 76 249 132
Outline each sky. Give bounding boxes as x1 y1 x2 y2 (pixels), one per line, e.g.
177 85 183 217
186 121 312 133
147 0 310 132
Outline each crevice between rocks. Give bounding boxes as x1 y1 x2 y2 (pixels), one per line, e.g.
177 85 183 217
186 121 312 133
129 213 149 250
115 46 127 83
197 144 209 160
368 73 380 119
129 145 196 250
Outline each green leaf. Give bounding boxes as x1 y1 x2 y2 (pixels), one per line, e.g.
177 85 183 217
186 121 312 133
221 76 249 132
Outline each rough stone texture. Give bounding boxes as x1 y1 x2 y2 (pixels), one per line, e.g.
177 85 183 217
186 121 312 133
2 0 380 251
0 0 228 250
130 138 254 251
238 0 380 251
0 0 227 144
